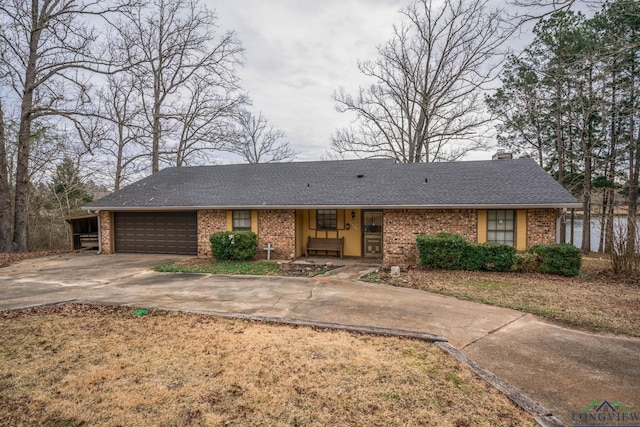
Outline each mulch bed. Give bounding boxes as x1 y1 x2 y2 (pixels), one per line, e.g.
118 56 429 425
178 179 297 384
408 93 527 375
169 257 343 277
276 262 343 277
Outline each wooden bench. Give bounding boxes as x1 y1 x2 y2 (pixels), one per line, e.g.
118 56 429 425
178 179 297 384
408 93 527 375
306 236 344 258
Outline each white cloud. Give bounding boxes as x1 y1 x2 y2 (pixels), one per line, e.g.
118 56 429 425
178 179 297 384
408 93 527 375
210 0 405 161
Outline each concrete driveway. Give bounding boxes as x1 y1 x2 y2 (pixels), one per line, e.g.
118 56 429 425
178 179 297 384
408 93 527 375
1 253 639 425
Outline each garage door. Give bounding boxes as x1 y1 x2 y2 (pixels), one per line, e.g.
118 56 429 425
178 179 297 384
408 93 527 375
114 212 197 255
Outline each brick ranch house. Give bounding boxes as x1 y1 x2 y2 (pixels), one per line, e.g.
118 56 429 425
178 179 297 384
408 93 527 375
85 158 581 266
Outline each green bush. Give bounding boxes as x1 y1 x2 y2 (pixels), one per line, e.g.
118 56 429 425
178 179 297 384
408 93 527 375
417 233 473 270
513 252 542 273
209 231 257 261
529 243 582 276
479 243 517 272
416 233 515 272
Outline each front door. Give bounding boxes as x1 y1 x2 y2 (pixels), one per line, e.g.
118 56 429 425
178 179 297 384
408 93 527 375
363 211 383 258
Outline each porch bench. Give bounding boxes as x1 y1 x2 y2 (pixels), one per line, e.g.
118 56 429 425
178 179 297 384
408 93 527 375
306 236 344 258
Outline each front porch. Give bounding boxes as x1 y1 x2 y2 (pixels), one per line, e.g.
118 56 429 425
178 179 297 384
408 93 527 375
294 209 383 260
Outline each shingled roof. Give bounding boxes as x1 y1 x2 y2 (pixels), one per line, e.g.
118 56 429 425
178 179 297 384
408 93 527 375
86 158 581 210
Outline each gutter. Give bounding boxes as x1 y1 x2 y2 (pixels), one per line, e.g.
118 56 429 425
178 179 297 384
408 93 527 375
82 203 584 211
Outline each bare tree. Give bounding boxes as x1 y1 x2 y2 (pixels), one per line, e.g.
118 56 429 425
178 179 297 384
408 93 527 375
114 0 245 173
95 74 148 190
331 0 512 163
172 75 246 167
223 110 295 163
0 0 131 251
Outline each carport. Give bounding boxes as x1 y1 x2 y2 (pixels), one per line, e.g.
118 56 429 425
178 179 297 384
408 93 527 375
65 214 99 250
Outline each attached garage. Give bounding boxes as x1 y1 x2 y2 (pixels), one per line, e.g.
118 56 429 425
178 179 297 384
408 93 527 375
113 211 197 255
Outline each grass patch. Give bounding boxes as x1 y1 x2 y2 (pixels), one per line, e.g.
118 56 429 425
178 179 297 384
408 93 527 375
0 304 536 426
363 257 640 337
155 259 280 275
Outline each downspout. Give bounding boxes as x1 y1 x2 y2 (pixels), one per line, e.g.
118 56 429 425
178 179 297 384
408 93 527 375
96 212 102 254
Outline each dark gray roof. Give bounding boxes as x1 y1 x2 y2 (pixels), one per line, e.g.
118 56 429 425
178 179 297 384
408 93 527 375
86 158 581 210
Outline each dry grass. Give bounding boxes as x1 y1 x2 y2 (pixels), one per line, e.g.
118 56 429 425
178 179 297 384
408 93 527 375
366 258 640 337
0 304 535 427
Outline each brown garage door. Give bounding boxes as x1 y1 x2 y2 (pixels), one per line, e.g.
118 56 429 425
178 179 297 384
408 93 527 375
114 212 197 255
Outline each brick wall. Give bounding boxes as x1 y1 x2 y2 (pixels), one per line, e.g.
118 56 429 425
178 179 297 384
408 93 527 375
99 211 112 254
527 209 557 246
257 210 296 260
197 210 226 257
382 209 477 267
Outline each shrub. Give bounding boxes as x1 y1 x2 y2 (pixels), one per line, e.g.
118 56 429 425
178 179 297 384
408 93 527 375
513 252 541 273
417 233 475 270
529 243 582 276
479 243 517 272
209 231 257 261
416 233 515 272
610 222 640 275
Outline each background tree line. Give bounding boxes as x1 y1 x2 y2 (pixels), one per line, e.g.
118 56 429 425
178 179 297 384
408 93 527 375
0 0 294 252
486 0 640 255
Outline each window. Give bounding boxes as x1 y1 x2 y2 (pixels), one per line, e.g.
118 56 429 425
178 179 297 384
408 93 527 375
232 210 251 231
487 210 515 246
317 209 337 230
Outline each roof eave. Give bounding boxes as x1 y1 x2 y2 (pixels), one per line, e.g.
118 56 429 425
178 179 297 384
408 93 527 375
82 202 583 211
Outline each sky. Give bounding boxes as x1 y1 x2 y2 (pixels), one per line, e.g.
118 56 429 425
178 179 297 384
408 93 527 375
210 1 598 164
210 0 426 163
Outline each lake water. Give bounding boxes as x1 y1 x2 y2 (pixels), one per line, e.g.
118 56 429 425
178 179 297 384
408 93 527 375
565 217 639 252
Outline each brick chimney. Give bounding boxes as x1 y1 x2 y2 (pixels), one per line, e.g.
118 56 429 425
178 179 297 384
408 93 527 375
492 149 513 160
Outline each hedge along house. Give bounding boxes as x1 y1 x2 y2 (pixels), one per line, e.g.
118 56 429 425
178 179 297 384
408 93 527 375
84 158 581 266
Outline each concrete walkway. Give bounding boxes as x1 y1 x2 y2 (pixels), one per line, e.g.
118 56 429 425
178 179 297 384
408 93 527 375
1 253 638 425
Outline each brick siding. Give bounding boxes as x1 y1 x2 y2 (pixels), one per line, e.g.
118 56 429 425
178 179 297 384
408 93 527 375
382 209 478 267
527 209 557 246
257 210 296 260
197 210 227 257
99 211 112 254
100 207 558 264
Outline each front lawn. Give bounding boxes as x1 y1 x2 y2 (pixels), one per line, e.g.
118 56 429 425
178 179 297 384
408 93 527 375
0 304 535 426
363 257 640 337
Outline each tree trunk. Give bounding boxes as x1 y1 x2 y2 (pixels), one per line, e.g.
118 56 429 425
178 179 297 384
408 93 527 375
626 69 639 255
581 64 596 256
152 100 161 173
0 100 13 252
12 5 42 252
628 139 639 255
582 155 592 255
13 104 32 252
555 82 566 244
115 122 125 191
